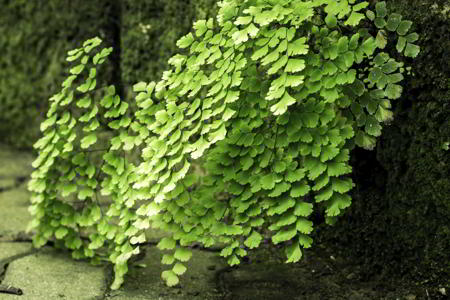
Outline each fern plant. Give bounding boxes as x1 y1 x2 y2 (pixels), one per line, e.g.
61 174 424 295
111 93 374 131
28 0 419 289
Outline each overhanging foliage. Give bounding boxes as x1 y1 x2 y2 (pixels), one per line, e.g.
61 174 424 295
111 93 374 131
27 0 419 289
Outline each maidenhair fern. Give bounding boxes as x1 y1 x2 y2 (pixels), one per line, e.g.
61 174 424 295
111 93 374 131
28 0 420 289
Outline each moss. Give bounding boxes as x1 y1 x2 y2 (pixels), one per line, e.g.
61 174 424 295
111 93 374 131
120 0 218 99
319 0 449 289
0 0 117 149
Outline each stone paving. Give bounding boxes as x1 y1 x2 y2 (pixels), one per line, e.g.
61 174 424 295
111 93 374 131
0 144 433 300
0 145 226 300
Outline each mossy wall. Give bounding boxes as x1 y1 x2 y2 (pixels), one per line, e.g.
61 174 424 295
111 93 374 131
0 0 118 149
319 0 449 290
120 0 218 99
0 0 217 149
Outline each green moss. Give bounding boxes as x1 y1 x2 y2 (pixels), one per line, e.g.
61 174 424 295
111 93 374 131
0 0 116 149
320 0 449 287
121 0 217 99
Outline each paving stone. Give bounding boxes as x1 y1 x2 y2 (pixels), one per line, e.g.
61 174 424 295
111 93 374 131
0 242 33 261
106 246 226 300
2 247 106 300
0 145 34 179
0 188 32 237
0 178 15 190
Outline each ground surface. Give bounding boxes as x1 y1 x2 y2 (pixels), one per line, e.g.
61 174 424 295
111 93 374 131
0 145 445 300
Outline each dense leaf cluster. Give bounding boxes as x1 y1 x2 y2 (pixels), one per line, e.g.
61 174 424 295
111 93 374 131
28 0 419 289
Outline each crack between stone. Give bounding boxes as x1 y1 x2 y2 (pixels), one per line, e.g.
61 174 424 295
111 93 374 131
0 248 38 295
0 248 38 282
0 175 29 193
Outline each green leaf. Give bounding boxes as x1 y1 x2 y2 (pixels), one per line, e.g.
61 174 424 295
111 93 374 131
40 114 57 131
67 50 83 62
323 61 338 75
349 33 360 50
193 20 208 37
382 61 399 74
62 183 77 197
375 105 393 123
325 14 337 28
57 112 71 125
290 181 310 197
294 202 313 217
254 9 278 26
78 188 94 200
287 37 308 56
267 197 296 216
285 59 305 73
405 32 419 43
369 67 383 83
270 91 297 115
261 49 280 66
315 185 333 202
385 83 403 99
62 75 77 88
161 270 179 287
162 254 175 265
396 36 407 53
345 11 365 26
375 1 387 18
296 218 313 234
354 131 376 150
337 36 349 53
174 247 192 262
268 182 291 197
155 110 169 124
81 134 97 149
223 108 236 121
360 37 377 56
70 64 84 75
268 56 288 75
228 255 240 266
366 10 375 21
89 68 96 79
386 13 402 31
272 226 297 244
285 168 306 183
244 231 263 249
300 112 319 128
352 2 369 11
72 152 87 166
77 79 93 93
86 165 96 179
177 32 194 49
252 45 269 61
286 74 305 88
172 263 187 276
232 30 249 45
55 227 68 239
320 145 340 162
157 237 176 250
397 20 412 35
332 177 354 193
129 233 145 245
374 17 386 29
285 241 302 263
404 43 420 58
376 30 387 49
76 96 91 108
261 173 276 190
325 193 351 217
133 82 148 92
